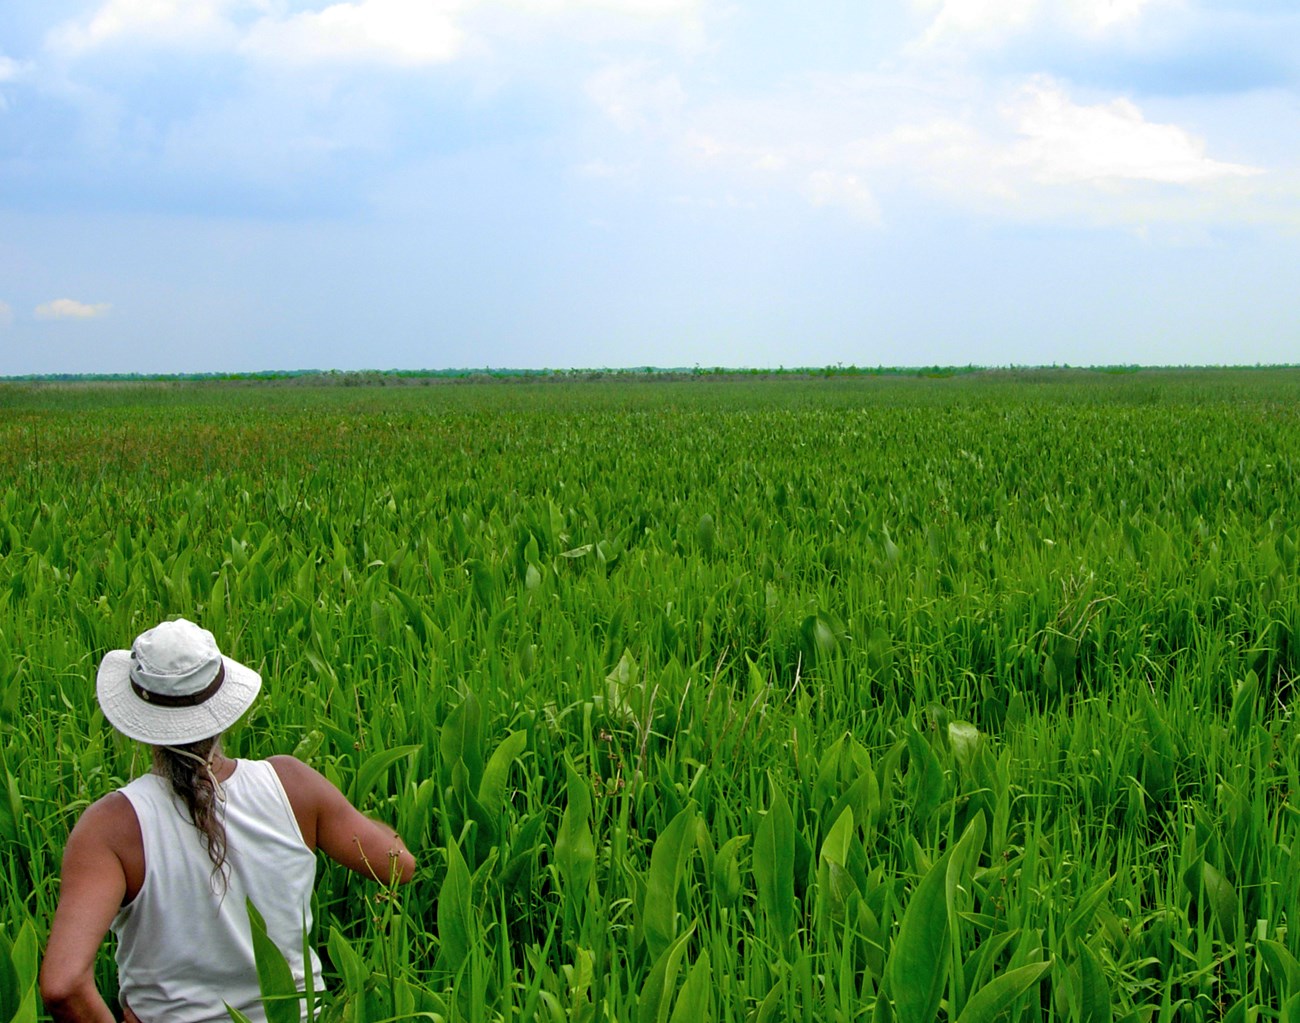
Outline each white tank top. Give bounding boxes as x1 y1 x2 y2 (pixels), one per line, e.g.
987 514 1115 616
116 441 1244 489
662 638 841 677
111 759 324 1023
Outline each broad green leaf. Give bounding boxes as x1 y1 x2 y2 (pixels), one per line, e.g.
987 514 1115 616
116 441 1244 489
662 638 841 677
350 744 420 807
3 925 37 1023
1005 692 1026 729
459 765 501 863
946 812 985 915
872 983 895 1023
857 897 887 981
644 804 697 959
637 925 695 1023
668 951 711 1023
820 805 854 870
827 764 880 839
755 977 785 1023
905 727 945 830
713 834 748 908
818 806 858 923
327 927 367 1005
397 776 436 859
696 514 715 556
390 976 419 1021
945 813 987 1016
477 728 527 817
947 721 981 773
813 733 850 809
437 837 474 974
1078 943 1112 1023
1063 876 1117 948
887 846 953 1023
882 528 900 565
1223 997 1248 1023
1260 938 1300 995
209 573 228 636
245 899 301 1023
300 910 315 1023
1182 858 1240 941
501 812 546 892
439 691 484 792
555 760 596 900
388 585 431 644
754 779 796 959
291 729 324 762
694 817 715 874
955 960 1053 1023
963 928 1021 996
0 928 19 1023
468 557 496 606
9 921 37 1000
1230 672 1259 737
0 774 20 847
800 614 839 660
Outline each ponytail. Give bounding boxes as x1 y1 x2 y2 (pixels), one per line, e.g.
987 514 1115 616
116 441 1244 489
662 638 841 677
153 737 229 891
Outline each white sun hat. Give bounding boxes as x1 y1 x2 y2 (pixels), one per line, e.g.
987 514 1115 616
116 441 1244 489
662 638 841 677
96 619 262 745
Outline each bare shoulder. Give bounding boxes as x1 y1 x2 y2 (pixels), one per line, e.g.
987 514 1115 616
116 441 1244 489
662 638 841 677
267 754 339 800
267 753 316 786
268 754 350 799
69 791 139 853
44 793 137 1014
266 755 330 849
59 790 143 904
268 757 415 883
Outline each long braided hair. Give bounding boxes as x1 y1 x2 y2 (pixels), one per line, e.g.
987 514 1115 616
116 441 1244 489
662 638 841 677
152 736 229 890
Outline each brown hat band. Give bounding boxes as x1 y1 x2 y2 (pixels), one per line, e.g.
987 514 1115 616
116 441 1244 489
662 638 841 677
130 663 226 708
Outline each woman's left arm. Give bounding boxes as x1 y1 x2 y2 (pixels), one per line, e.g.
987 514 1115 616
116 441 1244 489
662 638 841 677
40 796 131 1023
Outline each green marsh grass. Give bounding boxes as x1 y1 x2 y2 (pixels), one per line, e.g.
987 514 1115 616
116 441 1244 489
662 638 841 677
1 369 1299 1020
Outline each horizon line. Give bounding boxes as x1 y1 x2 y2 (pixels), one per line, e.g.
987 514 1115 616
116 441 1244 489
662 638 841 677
5 362 1300 384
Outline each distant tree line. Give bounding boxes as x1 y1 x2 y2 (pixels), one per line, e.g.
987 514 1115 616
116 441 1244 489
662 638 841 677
3 363 1296 386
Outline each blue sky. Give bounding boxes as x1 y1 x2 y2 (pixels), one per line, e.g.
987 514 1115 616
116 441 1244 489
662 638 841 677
1 0 1297 374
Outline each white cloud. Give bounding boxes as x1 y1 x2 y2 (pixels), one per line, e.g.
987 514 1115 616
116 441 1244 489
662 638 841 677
239 0 468 68
1069 0 1162 33
912 0 1171 50
585 61 686 133
33 0 1288 232
0 302 12 327
505 0 698 14
48 0 705 67
584 61 1281 227
1005 77 1262 184
575 158 640 180
914 0 1038 46
0 54 33 111
804 170 882 223
47 0 254 55
35 299 112 320
586 68 893 222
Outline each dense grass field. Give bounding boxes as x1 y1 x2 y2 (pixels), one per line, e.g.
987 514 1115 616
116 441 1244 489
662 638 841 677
2 369 1299 1022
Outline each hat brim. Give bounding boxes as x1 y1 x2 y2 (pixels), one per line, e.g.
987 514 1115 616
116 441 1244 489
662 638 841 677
96 649 263 745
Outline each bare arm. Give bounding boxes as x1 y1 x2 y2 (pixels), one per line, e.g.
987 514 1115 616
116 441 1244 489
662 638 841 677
40 797 132 1023
269 756 416 885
